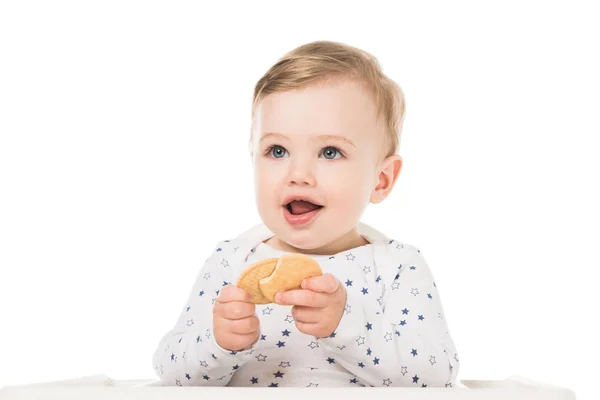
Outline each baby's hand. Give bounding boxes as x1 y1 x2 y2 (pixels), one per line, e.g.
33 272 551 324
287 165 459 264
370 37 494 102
213 285 260 351
275 273 346 338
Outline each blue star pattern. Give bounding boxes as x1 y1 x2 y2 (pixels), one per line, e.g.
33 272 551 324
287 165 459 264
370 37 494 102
152 236 460 388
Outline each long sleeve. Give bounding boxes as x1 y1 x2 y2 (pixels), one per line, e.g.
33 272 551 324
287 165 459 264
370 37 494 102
318 246 460 388
152 241 258 386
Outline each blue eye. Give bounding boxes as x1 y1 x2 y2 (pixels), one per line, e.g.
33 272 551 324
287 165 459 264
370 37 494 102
321 146 342 159
267 145 288 158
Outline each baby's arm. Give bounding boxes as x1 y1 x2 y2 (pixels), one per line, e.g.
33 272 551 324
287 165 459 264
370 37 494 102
151 241 256 386
318 248 460 387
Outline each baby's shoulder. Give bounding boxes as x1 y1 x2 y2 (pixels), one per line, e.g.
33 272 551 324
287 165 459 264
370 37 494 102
206 236 258 257
376 238 423 259
371 238 433 276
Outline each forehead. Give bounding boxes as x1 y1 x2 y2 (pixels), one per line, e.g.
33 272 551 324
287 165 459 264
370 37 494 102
254 80 380 141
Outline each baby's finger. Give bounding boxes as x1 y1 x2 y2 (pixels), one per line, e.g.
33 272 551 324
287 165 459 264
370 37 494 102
217 300 255 320
301 273 339 294
218 284 252 303
225 315 260 335
275 289 329 308
291 305 321 323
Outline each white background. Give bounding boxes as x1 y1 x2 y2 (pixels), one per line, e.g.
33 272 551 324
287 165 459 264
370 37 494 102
1 1 598 399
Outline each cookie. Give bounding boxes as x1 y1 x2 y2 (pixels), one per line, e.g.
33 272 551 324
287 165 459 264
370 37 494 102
236 253 323 304
260 253 323 303
236 258 279 304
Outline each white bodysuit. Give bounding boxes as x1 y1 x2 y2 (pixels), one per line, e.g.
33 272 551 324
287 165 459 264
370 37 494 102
152 229 460 388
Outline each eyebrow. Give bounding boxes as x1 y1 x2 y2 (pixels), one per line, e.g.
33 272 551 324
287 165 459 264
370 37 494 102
260 132 357 147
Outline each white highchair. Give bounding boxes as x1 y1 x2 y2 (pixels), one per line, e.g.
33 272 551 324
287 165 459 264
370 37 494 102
0 223 576 399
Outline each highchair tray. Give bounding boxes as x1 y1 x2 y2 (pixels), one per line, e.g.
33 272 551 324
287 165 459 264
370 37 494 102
0 374 575 400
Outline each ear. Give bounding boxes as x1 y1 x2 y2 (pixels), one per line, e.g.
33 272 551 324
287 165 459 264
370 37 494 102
370 154 403 204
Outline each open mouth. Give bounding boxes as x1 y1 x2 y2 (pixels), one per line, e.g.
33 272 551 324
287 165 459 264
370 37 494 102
284 200 324 216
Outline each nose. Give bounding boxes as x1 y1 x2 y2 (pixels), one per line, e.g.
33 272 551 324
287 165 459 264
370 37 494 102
286 158 316 187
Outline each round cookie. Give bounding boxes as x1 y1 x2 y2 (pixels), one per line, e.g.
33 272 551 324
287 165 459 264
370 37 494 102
259 253 323 303
236 258 279 304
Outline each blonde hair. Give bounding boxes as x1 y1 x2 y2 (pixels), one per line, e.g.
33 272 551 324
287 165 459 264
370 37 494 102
250 40 406 159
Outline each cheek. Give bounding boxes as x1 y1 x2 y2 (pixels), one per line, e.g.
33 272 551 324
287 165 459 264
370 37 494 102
320 164 374 206
254 161 284 198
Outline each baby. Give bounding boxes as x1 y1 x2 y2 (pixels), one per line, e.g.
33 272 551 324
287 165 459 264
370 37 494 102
152 40 460 388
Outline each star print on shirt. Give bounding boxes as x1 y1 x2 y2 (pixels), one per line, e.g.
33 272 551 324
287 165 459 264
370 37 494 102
155 236 459 388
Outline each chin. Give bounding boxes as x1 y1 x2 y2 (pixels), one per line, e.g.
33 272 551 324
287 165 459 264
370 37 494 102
282 231 322 250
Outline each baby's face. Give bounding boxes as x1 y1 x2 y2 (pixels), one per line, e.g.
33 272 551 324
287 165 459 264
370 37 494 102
251 79 392 252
